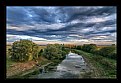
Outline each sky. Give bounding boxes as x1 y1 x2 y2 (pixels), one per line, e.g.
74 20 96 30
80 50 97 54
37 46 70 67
6 6 116 45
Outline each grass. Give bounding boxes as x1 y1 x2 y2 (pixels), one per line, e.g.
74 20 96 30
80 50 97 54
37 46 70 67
71 49 116 78
96 45 110 50
6 45 51 78
6 45 50 78
6 45 15 69
6 56 50 78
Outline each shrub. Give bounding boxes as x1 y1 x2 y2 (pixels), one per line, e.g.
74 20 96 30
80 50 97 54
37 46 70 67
8 39 39 62
38 49 43 57
76 45 82 50
98 46 116 59
42 44 69 61
81 44 97 53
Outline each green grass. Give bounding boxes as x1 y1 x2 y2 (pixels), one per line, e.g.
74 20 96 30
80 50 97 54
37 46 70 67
6 57 15 69
6 45 15 68
71 49 116 78
6 45 49 78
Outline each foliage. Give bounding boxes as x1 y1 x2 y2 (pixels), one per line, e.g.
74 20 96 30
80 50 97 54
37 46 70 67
81 44 97 53
78 44 116 60
38 49 43 57
97 46 116 59
76 45 82 50
42 44 69 61
8 39 39 62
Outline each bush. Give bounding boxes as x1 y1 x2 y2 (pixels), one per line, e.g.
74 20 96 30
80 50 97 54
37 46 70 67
76 44 116 60
8 39 39 62
81 44 97 53
42 44 69 61
108 50 116 59
38 49 43 57
98 46 116 59
76 45 82 50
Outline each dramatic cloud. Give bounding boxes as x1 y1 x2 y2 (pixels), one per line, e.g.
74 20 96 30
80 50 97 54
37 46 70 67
6 6 116 45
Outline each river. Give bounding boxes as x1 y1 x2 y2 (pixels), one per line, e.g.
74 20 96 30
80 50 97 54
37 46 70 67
30 52 90 79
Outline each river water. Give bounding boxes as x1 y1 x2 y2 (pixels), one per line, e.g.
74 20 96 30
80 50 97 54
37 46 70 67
31 52 90 79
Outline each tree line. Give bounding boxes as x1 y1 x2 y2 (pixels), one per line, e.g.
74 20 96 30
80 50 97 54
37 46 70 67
8 40 69 62
74 44 116 60
8 39 116 62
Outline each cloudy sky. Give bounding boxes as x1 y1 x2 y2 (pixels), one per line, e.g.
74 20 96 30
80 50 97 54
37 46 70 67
6 6 116 45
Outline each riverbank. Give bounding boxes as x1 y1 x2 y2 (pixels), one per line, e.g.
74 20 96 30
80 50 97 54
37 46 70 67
6 56 50 78
71 49 116 78
7 48 116 79
6 44 69 79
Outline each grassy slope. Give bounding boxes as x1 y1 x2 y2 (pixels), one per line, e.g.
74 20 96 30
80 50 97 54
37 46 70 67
7 56 50 78
6 45 49 78
71 49 116 79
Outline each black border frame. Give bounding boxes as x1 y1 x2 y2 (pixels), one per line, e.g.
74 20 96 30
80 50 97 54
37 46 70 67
0 0 120 81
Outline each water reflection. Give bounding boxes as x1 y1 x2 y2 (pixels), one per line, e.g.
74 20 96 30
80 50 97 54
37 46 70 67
33 52 90 78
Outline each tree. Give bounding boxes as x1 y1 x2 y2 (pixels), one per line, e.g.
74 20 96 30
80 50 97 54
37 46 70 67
98 46 116 59
42 44 69 61
8 39 39 62
81 44 97 53
76 45 82 50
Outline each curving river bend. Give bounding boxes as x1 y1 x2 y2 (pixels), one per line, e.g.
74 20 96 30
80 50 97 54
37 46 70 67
30 52 90 79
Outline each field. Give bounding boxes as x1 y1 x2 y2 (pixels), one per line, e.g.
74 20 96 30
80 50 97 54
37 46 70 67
96 45 112 50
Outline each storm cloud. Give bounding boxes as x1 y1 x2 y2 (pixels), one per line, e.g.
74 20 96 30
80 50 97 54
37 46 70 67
6 6 116 45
